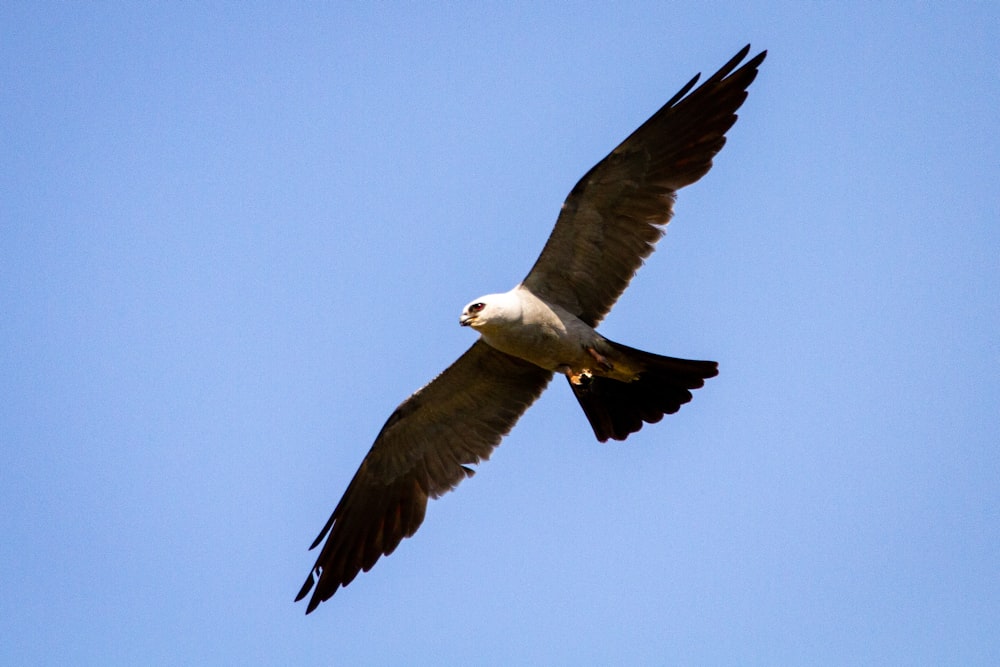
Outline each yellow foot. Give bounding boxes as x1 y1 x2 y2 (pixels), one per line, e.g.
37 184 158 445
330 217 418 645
558 364 594 386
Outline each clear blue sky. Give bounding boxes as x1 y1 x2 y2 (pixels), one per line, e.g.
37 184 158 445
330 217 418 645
3 3 998 665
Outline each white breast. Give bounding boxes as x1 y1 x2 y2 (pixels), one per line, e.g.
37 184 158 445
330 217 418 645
479 286 601 372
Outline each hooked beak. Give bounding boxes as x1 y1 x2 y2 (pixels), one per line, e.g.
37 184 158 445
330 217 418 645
459 314 474 327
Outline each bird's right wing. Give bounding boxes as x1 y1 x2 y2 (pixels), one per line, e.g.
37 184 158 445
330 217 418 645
296 340 552 613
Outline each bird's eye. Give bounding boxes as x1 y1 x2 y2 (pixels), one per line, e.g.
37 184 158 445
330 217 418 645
469 303 485 313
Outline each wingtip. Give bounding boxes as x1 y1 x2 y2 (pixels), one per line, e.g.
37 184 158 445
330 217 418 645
739 44 767 69
299 582 325 614
734 43 767 69
664 72 701 108
295 571 316 603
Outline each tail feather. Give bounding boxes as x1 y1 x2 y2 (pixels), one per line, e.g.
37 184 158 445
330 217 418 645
569 341 717 442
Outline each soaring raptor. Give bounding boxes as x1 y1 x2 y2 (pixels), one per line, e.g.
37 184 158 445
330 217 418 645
297 45 766 613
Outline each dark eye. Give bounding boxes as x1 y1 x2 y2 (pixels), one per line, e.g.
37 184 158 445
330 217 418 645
469 302 485 313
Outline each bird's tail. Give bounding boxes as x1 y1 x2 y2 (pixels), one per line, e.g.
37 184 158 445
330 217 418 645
569 341 718 442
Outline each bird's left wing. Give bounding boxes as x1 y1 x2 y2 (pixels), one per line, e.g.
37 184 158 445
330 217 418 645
521 46 766 326
296 340 552 613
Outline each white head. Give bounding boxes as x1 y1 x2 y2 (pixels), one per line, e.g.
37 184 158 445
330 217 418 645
459 290 522 332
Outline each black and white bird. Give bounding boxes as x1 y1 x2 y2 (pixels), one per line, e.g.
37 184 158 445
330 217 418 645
297 45 766 613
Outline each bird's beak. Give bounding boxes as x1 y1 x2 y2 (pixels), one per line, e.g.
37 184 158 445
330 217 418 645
459 314 473 327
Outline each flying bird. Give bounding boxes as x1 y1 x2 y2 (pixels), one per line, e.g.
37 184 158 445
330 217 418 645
297 45 766 613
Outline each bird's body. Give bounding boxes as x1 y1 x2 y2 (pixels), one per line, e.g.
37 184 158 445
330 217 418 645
297 45 767 613
461 287 617 379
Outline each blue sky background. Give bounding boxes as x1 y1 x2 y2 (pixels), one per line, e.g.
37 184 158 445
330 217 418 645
3 3 998 665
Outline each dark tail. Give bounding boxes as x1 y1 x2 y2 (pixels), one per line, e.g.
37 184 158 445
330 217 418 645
569 341 718 442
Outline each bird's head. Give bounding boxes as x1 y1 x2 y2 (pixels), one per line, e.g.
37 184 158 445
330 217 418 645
459 299 487 328
459 291 521 331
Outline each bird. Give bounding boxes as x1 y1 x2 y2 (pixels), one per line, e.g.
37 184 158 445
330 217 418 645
297 45 766 613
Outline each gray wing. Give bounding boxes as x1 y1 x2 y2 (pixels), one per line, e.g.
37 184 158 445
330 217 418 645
296 340 552 613
522 45 766 326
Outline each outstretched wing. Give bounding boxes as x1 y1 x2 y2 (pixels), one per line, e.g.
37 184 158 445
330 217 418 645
296 340 552 613
522 45 766 326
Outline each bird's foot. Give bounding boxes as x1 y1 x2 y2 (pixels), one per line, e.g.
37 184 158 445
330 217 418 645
559 364 594 387
571 369 594 387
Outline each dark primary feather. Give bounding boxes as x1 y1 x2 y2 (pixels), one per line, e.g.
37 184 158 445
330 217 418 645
522 45 767 326
296 341 551 613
